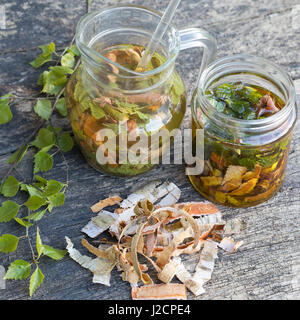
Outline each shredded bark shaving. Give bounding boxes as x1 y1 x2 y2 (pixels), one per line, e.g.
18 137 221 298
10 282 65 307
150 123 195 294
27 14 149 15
65 181 244 299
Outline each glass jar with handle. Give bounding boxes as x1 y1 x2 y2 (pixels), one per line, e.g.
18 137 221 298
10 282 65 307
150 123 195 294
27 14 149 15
65 5 216 177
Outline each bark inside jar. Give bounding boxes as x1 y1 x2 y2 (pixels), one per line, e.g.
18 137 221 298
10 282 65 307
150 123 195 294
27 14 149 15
189 82 291 207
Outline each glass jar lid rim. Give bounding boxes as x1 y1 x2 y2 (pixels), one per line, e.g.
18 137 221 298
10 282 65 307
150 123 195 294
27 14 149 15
196 54 296 131
75 5 180 78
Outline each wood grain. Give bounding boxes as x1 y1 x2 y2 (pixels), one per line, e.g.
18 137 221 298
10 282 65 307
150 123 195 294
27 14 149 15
0 0 299 300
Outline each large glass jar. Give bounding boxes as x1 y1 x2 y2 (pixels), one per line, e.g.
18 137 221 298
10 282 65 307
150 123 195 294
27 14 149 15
189 55 297 207
65 5 216 177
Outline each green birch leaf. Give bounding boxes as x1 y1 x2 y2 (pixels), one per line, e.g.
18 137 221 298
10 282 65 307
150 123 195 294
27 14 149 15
58 132 74 152
38 145 54 153
0 200 20 222
4 260 31 280
243 109 256 120
34 175 48 186
34 151 53 173
42 66 72 95
207 95 226 112
30 42 56 68
0 234 19 253
29 266 44 296
23 209 47 222
36 227 43 258
61 52 75 69
7 145 29 164
134 110 150 122
42 245 67 260
214 83 233 99
0 94 14 125
45 43 56 52
67 45 80 57
35 228 67 260
1 176 20 197
48 193 65 208
90 103 106 119
42 78 65 96
248 89 262 104
33 182 44 189
14 217 33 228
48 125 62 135
21 184 44 198
78 97 92 113
44 180 64 196
30 53 52 69
24 195 47 211
34 99 52 121
37 71 49 86
20 183 29 192
55 98 67 117
0 102 13 125
31 128 55 149
50 66 73 75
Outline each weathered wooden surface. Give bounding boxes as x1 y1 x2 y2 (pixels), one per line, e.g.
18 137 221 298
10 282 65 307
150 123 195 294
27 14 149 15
0 0 299 300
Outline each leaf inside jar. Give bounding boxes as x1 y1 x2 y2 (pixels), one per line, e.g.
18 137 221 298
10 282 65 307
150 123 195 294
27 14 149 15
205 82 285 120
66 44 186 177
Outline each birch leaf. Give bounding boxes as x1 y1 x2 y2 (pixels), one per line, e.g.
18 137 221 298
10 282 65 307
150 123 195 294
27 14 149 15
4 260 31 280
0 200 20 222
29 266 44 296
0 234 19 253
1 176 20 197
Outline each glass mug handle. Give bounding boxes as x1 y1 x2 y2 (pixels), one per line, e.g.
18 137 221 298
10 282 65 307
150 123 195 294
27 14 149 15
179 28 217 84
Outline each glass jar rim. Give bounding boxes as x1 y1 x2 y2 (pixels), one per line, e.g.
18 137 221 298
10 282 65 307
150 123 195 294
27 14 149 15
195 54 297 133
75 4 180 79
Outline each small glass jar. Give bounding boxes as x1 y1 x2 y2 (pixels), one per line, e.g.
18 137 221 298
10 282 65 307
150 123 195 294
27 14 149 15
65 5 216 177
189 55 297 207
